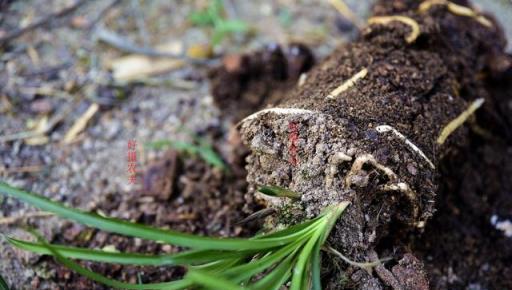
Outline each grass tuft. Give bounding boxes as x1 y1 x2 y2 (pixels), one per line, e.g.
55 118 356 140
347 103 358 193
189 0 249 47
146 136 227 171
0 181 349 290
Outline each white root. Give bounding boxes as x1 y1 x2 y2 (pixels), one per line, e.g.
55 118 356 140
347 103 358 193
419 0 493 28
326 152 353 188
237 107 316 127
324 246 391 272
367 16 421 43
437 98 485 145
328 0 363 29
298 73 307 87
345 154 420 219
326 68 368 100
376 124 435 170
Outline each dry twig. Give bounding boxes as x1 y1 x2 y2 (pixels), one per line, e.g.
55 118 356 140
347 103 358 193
0 0 87 45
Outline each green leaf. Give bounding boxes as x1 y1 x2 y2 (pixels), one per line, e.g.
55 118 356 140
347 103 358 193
189 11 214 26
256 218 321 239
319 202 350 245
185 269 244 290
217 20 248 33
197 145 228 170
258 185 301 199
28 229 192 290
249 254 294 290
0 273 9 290
310 239 322 290
145 139 227 170
225 241 301 283
0 182 307 251
145 140 198 154
290 224 324 290
211 29 227 46
6 237 255 266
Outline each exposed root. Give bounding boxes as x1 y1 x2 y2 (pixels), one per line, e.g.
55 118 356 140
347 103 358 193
346 154 420 220
380 182 419 219
437 98 485 144
418 0 493 28
345 154 398 187
326 68 368 100
298 73 307 87
376 125 435 169
237 107 316 127
326 152 353 188
328 0 363 29
324 246 391 272
367 16 420 43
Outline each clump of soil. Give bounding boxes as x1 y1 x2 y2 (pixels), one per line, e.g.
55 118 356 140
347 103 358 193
230 0 510 289
209 43 314 122
410 61 512 290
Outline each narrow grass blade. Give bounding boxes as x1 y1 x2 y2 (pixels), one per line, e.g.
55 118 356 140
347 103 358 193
258 185 301 199
0 182 299 250
290 225 324 290
0 274 9 290
29 230 192 290
145 140 197 154
225 241 302 283
185 269 244 290
311 240 322 290
249 253 294 290
146 138 227 170
7 237 254 266
319 201 350 245
197 145 227 170
256 218 321 239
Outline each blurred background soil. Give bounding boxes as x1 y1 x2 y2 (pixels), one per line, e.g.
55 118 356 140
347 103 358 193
0 1 511 289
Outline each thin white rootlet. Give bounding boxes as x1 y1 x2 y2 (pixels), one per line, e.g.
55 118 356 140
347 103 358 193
376 124 435 170
326 68 368 99
437 98 485 144
238 108 316 125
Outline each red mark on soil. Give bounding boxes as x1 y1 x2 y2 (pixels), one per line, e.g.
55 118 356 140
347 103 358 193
288 122 299 166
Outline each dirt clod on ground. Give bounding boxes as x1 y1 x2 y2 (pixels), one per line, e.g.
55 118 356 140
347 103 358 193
209 43 314 122
234 1 509 289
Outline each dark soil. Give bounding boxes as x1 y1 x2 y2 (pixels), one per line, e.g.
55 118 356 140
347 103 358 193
411 64 512 290
209 43 314 122
229 0 511 289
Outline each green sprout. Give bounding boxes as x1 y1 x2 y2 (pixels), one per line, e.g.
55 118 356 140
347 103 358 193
145 137 227 171
0 181 349 290
189 0 249 46
258 185 302 199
